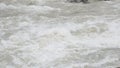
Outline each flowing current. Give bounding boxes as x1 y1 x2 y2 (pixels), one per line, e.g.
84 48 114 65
0 0 120 68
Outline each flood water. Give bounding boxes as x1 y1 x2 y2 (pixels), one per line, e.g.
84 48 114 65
0 0 120 68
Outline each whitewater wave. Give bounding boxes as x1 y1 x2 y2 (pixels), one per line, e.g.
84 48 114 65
0 0 120 68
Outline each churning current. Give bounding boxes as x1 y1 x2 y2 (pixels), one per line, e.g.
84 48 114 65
0 0 120 68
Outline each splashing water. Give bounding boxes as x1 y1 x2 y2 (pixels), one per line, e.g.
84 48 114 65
0 0 120 68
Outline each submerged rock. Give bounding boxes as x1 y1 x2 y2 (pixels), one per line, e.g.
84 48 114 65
67 0 110 3
67 0 88 3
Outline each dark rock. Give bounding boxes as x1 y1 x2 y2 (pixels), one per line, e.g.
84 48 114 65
67 0 109 3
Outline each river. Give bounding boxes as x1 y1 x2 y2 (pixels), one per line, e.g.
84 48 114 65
0 0 120 68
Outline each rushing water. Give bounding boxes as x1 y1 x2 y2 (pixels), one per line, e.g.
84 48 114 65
0 0 120 68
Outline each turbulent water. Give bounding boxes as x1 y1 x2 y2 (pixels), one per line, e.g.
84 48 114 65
0 0 120 68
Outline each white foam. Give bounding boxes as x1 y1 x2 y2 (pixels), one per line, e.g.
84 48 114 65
0 0 120 68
